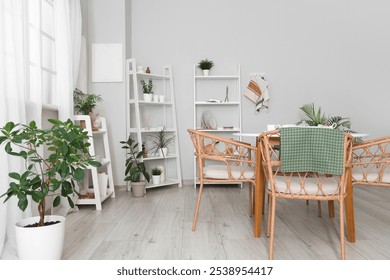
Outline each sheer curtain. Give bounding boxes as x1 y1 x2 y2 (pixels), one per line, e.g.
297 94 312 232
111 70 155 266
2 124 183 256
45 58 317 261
0 0 82 259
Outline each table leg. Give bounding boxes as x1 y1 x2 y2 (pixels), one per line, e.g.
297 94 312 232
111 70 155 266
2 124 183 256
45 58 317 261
345 168 356 243
254 139 264 238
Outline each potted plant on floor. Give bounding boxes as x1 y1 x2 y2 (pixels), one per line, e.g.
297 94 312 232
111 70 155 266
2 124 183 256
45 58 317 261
120 136 150 197
151 167 162 185
149 128 176 158
73 88 103 131
140 79 153 102
197 58 214 76
0 119 101 259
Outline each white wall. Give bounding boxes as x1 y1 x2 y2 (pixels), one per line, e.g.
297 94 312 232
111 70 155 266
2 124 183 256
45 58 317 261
131 0 390 181
83 0 129 186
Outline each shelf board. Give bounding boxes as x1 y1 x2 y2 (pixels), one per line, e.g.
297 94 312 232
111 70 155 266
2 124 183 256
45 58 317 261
143 154 177 161
195 75 239 80
140 128 176 133
92 129 106 135
138 101 173 106
195 101 240 105
76 190 114 205
129 70 169 79
195 128 240 132
146 179 181 189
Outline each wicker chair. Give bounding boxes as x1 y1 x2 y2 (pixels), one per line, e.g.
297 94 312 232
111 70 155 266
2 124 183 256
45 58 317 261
259 129 353 259
187 129 257 231
352 136 390 187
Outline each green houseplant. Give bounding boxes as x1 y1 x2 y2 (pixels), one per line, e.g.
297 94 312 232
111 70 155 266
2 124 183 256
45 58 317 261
73 88 103 115
120 136 150 197
151 167 162 185
0 119 101 259
197 59 214 76
149 128 176 158
140 79 153 102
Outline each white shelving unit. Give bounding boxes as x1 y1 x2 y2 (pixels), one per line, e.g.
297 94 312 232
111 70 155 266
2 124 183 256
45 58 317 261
193 64 242 185
74 115 115 210
125 58 182 189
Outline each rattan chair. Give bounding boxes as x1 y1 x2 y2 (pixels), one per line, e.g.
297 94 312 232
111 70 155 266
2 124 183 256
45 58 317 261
187 129 257 231
259 129 353 259
352 136 390 187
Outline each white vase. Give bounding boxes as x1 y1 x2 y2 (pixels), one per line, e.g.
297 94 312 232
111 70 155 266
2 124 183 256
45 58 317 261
15 215 65 260
153 95 159 102
202 69 210 76
143 94 153 102
159 95 165 103
98 173 108 196
152 175 161 185
157 165 165 182
159 147 168 157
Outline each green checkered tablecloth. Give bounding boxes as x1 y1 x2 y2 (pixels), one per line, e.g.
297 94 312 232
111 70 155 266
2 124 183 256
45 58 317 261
280 127 345 175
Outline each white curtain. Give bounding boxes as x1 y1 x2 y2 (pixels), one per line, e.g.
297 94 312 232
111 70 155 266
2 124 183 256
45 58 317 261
0 0 31 259
0 0 83 259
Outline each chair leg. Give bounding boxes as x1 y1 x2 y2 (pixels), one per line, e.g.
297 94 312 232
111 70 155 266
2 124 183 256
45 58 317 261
192 183 204 231
266 194 271 237
339 198 346 260
248 183 253 217
317 201 322 217
328 201 335 219
268 196 276 260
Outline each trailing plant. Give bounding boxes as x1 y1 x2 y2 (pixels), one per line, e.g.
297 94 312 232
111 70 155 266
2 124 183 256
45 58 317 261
0 119 101 227
120 136 150 183
151 167 162 176
149 128 176 157
197 59 214 70
140 79 153 94
73 88 103 115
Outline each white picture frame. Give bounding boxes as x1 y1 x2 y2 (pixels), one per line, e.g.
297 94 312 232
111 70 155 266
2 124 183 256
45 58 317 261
91 43 123 82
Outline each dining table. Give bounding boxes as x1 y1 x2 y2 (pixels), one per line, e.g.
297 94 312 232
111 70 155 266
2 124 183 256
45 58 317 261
234 131 368 242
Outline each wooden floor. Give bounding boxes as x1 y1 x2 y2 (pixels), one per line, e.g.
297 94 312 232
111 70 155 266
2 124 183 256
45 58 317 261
63 184 390 260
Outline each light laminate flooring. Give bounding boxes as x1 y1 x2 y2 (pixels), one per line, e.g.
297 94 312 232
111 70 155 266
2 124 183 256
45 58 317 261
63 184 390 260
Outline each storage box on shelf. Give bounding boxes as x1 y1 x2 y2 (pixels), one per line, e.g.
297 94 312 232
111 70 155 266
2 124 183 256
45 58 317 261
74 115 115 210
125 58 182 190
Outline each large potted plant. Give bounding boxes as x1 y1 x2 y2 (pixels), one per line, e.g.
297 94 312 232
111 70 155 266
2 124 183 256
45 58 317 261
197 58 214 76
149 128 176 158
120 136 150 197
73 88 103 130
0 119 101 259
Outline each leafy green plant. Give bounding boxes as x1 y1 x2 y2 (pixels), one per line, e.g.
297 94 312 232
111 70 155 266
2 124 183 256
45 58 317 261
149 128 176 157
0 119 101 227
298 103 327 126
326 116 352 131
120 136 150 182
140 79 153 94
151 167 162 176
197 59 214 70
73 88 103 115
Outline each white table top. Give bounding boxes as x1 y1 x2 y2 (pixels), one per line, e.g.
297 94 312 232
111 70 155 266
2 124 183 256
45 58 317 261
234 132 369 138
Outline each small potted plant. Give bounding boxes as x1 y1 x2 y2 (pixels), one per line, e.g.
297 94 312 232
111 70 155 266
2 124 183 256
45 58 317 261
120 136 150 197
151 167 162 185
73 88 103 130
197 59 214 76
0 119 101 259
140 79 153 102
149 128 176 157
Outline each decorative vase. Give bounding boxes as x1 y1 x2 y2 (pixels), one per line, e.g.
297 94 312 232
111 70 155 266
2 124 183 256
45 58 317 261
15 215 65 260
152 175 161 185
157 165 165 182
202 69 210 76
131 181 146 197
143 94 153 102
98 173 108 196
159 147 168 157
159 95 165 103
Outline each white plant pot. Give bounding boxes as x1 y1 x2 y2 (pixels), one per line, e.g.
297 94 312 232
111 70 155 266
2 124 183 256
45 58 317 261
202 69 210 76
15 215 65 260
143 94 153 102
159 147 168 157
98 173 108 196
152 175 161 185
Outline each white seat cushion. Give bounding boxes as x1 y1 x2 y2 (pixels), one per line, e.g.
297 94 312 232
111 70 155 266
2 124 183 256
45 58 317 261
352 169 390 183
271 176 340 195
203 164 254 180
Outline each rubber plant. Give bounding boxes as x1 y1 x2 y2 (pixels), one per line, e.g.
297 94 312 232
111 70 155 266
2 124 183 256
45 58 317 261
0 119 101 227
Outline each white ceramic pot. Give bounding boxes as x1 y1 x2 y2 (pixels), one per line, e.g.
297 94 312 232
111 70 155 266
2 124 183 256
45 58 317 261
152 175 161 185
143 94 153 102
15 215 65 260
202 69 210 76
159 147 168 157
98 173 108 196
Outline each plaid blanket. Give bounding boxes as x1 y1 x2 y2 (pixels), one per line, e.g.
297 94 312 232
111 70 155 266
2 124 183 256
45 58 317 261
280 127 345 175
